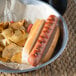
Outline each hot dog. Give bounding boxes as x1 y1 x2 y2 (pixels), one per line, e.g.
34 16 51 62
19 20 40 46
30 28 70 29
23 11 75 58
22 15 60 66
22 19 45 63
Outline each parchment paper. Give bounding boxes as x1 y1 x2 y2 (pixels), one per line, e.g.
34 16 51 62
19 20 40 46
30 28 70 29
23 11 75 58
0 0 59 70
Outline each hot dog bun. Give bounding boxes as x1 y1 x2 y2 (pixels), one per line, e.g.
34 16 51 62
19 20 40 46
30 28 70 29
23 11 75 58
22 15 60 66
22 19 45 63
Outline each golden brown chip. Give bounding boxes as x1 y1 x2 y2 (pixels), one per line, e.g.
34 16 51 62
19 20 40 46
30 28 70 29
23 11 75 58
2 43 22 60
0 33 7 47
21 19 28 28
2 27 28 45
11 52 22 63
0 22 3 32
0 57 8 62
0 22 9 32
9 20 26 30
3 22 9 29
16 39 26 47
0 46 4 52
1 28 13 44
9 30 28 43
2 28 13 39
0 33 4 40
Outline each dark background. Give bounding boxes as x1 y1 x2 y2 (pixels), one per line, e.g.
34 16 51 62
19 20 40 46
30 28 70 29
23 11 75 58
41 0 67 15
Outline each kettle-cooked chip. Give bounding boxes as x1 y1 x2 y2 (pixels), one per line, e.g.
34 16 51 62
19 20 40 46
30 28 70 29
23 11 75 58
2 22 28 45
0 46 4 52
0 22 9 32
2 43 22 60
0 33 4 40
9 20 26 30
0 20 28 63
16 39 26 47
0 22 3 32
9 30 28 43
2 28 13 39
1 28 13 44
11 52 22 63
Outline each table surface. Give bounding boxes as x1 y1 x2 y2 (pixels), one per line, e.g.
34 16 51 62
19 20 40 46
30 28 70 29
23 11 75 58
0 0 76 76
